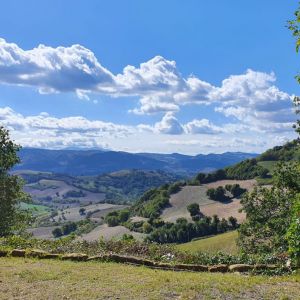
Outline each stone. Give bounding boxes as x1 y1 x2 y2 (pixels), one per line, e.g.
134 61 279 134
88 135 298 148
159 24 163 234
208 264 228 273
254 264 277 271
0 250 8 257
229 264 253 272
11 249 26 257
61 253 88 261
174 264 208 272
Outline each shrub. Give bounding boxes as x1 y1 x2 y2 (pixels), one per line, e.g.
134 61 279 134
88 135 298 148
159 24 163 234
207 187 229 202
287 196 300 267
187 203 200 217
52 228 63 238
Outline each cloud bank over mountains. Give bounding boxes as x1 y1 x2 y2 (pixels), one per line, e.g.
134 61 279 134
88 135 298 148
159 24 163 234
0 38 296 153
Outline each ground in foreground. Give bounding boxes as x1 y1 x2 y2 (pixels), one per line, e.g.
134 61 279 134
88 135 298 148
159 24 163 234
0 258 299 300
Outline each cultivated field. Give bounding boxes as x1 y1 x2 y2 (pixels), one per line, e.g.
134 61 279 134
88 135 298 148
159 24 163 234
53 203 127 223
24 179 105 208
0 258 299 299
161 186 215 222
161 180 256 223
27 226 59 240
79 224 144 241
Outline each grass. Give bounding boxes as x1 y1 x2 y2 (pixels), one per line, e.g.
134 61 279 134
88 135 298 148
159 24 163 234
176 231 239 254
257 161 278 174
0 257 299 299
20 202 50 216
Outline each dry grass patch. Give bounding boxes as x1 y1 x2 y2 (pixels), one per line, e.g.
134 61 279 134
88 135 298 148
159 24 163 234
0 258 299 300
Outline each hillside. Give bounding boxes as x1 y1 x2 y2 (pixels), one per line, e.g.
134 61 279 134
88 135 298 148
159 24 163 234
122 141 299 245
17 169 180 240
1 258 299 299
17 169 181 205
15 148 258 176
176 231 239 254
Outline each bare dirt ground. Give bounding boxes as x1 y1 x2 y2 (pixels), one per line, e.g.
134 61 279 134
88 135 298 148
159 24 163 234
200 200 245 222
161 186 215 223
161 180 257 223
78 224 144 241
28 226 59 240
205 179 257 190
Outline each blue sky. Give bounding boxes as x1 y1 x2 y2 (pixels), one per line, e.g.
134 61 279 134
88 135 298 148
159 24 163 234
0 0 299 154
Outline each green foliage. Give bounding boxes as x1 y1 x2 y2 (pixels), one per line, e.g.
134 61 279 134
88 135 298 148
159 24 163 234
0 235 291 274
62 222 77 235
206 186 230 202
79 207 86 216
187 203 200 217
52 228 63 238
225 184 246 198
105 209 130 227
238 162 300 255
79 170 181 203
142 222 152 234
258 140 300 162
146 215 238 244
225 159 268 180
63 190 85 198
196 169 226 184
168 181 184 195
52 222 78 237
132 186 170 218
0 127 30 237
286 196 300 267
20 169 181 205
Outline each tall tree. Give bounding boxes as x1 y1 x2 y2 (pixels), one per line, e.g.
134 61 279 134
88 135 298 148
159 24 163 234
0 127 27 236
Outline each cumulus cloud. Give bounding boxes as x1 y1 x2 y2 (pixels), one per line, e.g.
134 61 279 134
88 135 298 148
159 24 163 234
0 39 115 97
0 106 296 153
0 107 135 149
154 112 184 135
184 119 223 134
0 38 295 138
116 56 185 94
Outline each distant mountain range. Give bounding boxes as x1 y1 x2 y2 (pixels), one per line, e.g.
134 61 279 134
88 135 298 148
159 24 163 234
15 148 259 176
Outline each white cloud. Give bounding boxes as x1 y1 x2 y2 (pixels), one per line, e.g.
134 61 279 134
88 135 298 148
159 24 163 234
154 112 184 135
116 56 185 94
0 38 296 149
0 106 296 154
184 119 223 134
0 38 115 94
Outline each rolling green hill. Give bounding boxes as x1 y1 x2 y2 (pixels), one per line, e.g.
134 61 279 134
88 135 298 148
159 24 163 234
17 169 182 205
176 230 239 254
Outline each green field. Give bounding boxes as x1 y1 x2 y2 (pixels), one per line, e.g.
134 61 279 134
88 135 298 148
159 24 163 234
19 202 50 216
0 258 299 299
176 231 239 254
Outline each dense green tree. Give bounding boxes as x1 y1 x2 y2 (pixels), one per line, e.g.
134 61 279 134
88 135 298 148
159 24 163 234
62 222 77 235
187 203 200 217
0 127 28 236
225 184 246 198
207 186 229 202
52 227 63 238
79 208 86 215
146 215 237 244
238 163 300 254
